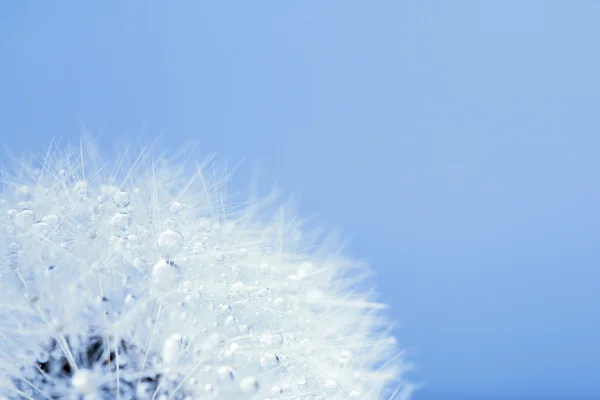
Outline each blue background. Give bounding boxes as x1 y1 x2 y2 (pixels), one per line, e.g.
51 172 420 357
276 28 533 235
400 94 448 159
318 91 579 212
1 2 599 399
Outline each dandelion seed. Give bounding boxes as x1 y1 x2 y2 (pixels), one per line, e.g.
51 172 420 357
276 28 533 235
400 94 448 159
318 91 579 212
0 140 410 399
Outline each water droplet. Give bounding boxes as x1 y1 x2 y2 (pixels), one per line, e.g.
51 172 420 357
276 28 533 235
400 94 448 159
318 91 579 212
270 385 283 396
260 331 283 348
41 214 60 228
14 209 35 231
216 253 225 262
230 282 246 292
111 212 132 231
170 202 184 214
71 369 97 394
31 221 48 236
219 304 232 314
164 219 178 230
152 259 181 289
8 242 19 255
158 229 184 257
136 382 154 398
36 351 50 363
259 352 280 370
273 297 285 309
240 377 259 393
295 375 308 390
339 350 353 366
216 366 235 381
193 242 206 254
113 191 131 208
162 334 183 366
324 379 338 389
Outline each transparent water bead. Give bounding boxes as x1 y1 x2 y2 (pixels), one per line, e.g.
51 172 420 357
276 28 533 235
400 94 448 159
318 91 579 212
8 242 19 256
272 297 286 309
162 334 183 366
71 369 98 394
158 229 184 258
259 352 280 369
217 366 235 381
152 259 181 289
31 221 48 237
110 212 132 231
42 214 60 228
113 191 131 208
239 377 259 393
260 331 283 348
170 201 184 214
14 209 35 231
193 241 206 254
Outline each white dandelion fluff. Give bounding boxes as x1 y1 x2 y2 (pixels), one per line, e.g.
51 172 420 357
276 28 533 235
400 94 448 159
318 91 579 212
0 139 413 399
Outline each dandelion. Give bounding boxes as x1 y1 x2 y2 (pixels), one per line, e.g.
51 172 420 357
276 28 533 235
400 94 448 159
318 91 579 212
0 139 412 399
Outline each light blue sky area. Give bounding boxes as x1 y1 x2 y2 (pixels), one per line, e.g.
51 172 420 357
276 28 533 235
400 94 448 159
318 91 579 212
1 2 599 399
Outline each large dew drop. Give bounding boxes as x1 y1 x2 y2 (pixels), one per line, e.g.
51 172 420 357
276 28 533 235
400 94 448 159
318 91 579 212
158 229 184 258
14 209 35 231
113 191 131 208
152 259 181 289
110 212 132 231
239 376 259 393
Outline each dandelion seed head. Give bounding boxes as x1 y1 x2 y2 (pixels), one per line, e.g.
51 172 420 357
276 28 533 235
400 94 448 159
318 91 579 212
0 140 412 399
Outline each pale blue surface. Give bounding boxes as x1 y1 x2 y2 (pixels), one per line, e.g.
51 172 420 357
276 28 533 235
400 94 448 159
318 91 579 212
1 2 599 399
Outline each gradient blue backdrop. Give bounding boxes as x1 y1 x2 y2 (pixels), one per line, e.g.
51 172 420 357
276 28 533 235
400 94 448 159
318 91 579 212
1 2 598 399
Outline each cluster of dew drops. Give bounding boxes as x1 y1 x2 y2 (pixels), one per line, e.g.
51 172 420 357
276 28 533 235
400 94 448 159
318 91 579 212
0 164 397 400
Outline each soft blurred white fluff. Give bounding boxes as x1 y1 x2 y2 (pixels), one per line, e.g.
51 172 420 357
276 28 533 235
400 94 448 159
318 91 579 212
0 139 413 399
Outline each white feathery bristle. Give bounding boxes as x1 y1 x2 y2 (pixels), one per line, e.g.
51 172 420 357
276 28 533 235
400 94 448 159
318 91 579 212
0 140 413 399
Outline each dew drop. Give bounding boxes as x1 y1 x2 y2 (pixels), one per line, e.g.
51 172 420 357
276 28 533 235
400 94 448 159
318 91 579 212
158 229 184 257
162 334 183 366
113 191 131 208
170 201 184 214
239 377 259 393
14 209 35 231
219 304 232 314
273 297 285 309
8 242 19 255
216 253 225 262
339 349 354 367
324 379 338 390
193 242 206 254
259 352 280 370
152 259 181 289
230 282 246 292
260 331 284 348
136 382 154 398
31 221 48 236
42 214 60 229
295 375 308 390
270 385 283 396
216 366 235 381
110 212 132 231
36 351 50 363
72 370 97 394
